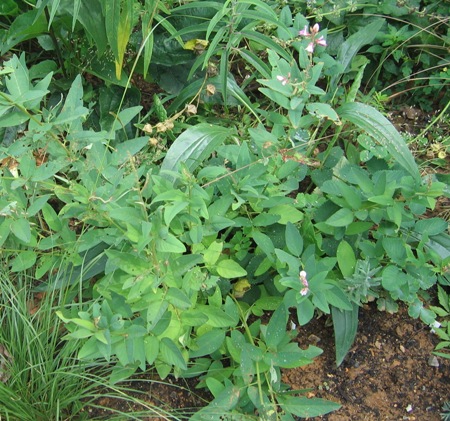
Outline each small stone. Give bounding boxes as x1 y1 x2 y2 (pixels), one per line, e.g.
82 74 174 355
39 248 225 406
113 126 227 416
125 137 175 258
428 355 439 367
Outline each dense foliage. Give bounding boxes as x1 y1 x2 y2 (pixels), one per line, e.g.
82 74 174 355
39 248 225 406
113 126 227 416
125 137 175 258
1 0 449 419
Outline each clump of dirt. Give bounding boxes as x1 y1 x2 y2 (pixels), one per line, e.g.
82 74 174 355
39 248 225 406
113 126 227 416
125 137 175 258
285 303 449 420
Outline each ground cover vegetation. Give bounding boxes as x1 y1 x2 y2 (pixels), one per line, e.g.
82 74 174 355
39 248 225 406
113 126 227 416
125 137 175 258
0 0 449 419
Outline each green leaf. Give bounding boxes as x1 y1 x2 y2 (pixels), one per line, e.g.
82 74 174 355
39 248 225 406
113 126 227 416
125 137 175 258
161 124 232 178
216 259 247 278
239 345 254 385
0 220 10 248
112 136 148 165
345 222 373 235
109 365 138 385
1 10 47 54
279 396 341 418
265 303 288 350
56 74 88 127
415 218 448 236
330 18 385 91
144 336 159 365
285 222 303 257
166 288 192 310
203 241 223 267
156 233 186 253
252 230 275 258
31 160 68 182
252 213 280 226
191 385 240 419
382 266 407 291
199 306 237 328
180 310 209 326
437 285 450 313
337 241 356 277
382 237 406 265
105 250 149 275
41 203 62 231
325 208 354 227
190 329 226 358
110 106 142 133
297 299 315 325
332 304 359 367
306 102 340 123
0 0 18 16
69 0 108 56
11 250 37 272
104 0 120 70
275 249 300 274
160 337 187 370
10 218 32 243
268 204 303 224
337 102 420 180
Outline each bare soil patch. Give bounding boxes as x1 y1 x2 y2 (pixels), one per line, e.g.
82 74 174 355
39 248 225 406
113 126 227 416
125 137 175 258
285 303 449 420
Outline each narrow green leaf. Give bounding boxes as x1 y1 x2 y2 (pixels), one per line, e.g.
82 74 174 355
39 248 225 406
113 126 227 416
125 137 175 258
337 102 420 180
332 304 359 367
115 0 133 80
71 0 108 56
105 0 120 62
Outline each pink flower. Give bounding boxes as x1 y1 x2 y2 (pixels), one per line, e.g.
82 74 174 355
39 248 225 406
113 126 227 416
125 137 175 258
276 73 291 86
299 270 309 295
299 25 309 36
316 36 327 47
311 24 320 34
305 42 315 53
298 23 327 53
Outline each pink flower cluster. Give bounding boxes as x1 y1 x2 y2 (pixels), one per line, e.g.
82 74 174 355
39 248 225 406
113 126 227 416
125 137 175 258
299 270 309 296
299 23 327 53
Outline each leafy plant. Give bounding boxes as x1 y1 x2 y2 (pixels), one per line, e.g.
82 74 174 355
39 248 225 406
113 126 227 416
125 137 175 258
442 401 450 421
431 285 450 360
0 268 182 420
2 1 450 418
